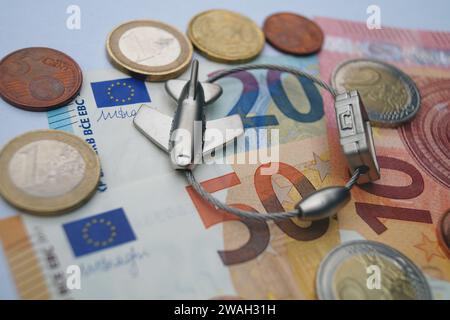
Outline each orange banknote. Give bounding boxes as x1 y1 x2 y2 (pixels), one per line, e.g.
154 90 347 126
317 17 450 297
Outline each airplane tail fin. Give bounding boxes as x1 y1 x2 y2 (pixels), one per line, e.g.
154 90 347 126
165 59 222 104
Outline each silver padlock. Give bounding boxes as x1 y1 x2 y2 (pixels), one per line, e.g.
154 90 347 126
334 90 380 184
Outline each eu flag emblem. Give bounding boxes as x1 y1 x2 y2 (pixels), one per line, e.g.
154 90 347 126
90 77 151 108
63 208 136 257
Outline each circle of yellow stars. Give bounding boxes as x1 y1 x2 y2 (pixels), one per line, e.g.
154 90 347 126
82 218 117 248
107 81 135 103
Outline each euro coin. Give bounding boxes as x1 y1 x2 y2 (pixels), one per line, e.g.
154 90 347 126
332 59 420 127
107 20 192 81
316 240 432 300
0 47 82 111
187 9 264 63
263 12 324 55
0 130 100 215
437 209 450 258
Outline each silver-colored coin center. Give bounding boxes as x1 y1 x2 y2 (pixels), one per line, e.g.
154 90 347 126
8 140 86 198
118 26 181 67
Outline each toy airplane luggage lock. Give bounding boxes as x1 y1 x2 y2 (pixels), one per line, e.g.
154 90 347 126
334 91 380 184
133 60 244 170
134 59 380 186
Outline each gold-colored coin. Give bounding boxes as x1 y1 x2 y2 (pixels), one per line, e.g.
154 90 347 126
332 59 420 127
107 20 193 81
333 255 417 299
188 9 265 63
316 241 432 300
0 130 100 216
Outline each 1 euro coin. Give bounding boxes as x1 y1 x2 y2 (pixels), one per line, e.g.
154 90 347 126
107 20 193 81
0 130 101 215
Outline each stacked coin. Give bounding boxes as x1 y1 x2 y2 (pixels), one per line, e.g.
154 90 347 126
107 20 193 81
188 9 265 63
263 12 324 55
0 47 82 111
316 240 432 300
332 59 421 127
0 130 101 215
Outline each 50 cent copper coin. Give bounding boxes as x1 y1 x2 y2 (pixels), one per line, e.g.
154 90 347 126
263 12 324 55
0 47 82 111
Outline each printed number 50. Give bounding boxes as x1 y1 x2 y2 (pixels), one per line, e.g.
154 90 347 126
186 162 330 266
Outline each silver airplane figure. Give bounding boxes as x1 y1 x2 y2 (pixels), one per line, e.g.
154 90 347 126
133 60 244 170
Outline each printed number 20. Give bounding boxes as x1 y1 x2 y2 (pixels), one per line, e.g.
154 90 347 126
222 70 324 129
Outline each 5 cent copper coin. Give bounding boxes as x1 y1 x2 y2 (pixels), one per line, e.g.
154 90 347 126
263 12 324 55
0 47 82 111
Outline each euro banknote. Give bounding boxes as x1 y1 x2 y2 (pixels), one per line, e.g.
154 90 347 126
1 18 449 300
0 53 340 299
316 17 450 298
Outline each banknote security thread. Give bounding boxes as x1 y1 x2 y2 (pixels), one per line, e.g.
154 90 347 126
0 47 82 111
0 130 100 215
107 20 193 81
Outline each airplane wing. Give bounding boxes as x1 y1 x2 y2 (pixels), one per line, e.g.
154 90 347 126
165 80 223 104
203 114 244 154
201 83 223 104
134 105 244 155
133 104 172 152
165 80 186 101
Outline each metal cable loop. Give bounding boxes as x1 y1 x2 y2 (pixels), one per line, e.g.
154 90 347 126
186 64 352 221
206 64 338 97
186 169 361 222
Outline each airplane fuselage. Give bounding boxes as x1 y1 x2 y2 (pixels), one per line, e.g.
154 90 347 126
169 62 206 170
133 59 243 171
